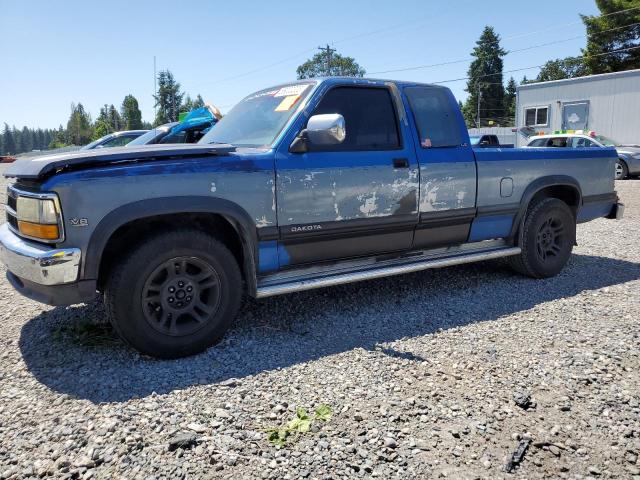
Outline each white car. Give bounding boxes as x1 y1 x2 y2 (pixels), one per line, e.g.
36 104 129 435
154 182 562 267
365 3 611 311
525 130 640 180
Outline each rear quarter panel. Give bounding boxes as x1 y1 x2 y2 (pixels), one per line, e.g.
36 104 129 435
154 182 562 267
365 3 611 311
474 147 616 208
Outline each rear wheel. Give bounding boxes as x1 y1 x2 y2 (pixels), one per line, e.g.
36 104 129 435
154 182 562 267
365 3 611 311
615 159 628 180
105 229 242 358
509 198 576 278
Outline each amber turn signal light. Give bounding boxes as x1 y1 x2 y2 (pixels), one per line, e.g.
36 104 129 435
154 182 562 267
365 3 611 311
17 221 60 240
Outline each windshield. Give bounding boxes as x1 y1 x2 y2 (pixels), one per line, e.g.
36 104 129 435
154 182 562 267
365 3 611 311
126 124 174 146
593 134 618 147
469 136 481 145
198 82 315 147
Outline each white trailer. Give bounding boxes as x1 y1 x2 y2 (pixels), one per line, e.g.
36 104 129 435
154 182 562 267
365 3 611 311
515 69 640 146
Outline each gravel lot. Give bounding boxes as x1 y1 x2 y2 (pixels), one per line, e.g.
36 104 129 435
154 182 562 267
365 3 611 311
0 163 639 479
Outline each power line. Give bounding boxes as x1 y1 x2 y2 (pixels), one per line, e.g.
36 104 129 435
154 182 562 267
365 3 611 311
369 21 640 75
431 44 640 84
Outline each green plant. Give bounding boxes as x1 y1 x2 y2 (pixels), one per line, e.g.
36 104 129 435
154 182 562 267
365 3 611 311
267 404 333 447
52 320 121 347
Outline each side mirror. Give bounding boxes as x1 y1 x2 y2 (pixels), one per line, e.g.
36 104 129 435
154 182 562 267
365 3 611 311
479 140 489 146
289 113 346 153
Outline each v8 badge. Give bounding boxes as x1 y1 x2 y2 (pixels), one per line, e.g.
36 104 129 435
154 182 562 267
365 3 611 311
69 218 89 227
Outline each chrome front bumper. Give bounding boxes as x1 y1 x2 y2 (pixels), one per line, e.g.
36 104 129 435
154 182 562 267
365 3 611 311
0 223 80 285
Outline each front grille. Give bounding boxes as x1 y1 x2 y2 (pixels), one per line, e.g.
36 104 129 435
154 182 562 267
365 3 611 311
7 211 18 231
7 195 16 211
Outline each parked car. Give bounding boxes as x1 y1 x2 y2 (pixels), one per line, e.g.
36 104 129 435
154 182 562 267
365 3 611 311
469 134 513 148
1 78 623 358
525 131 640 180
81 130 148 150
126 106 222 147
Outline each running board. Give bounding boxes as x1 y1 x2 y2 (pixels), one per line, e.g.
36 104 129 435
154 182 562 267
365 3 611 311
256 246 521 298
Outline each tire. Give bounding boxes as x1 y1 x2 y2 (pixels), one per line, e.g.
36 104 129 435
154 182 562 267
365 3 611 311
509 198 576 279
105 229 242 359
615 159 628 180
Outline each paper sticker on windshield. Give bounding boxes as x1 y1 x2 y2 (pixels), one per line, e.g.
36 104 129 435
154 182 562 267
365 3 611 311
274 84 310 98
275 95 300 112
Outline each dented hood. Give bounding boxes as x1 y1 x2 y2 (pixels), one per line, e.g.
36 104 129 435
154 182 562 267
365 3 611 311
4 143 235 180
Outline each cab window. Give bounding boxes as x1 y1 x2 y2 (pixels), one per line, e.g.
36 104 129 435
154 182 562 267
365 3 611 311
311 86 400 151
404 86 462 148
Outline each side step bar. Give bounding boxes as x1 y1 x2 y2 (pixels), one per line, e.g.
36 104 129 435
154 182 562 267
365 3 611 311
256 246 521 298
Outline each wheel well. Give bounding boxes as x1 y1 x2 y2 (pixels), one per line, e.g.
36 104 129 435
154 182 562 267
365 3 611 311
529 185 580 216
97 213 244 290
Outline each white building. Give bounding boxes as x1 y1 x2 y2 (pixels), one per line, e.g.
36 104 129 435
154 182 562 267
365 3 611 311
515 68 640 146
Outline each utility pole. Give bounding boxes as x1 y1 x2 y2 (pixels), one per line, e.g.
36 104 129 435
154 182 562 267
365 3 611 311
318 44 336 76
153 56 157 129
476 83 483 128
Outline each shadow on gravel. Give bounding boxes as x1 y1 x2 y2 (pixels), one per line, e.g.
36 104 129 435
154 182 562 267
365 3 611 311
18 253 640 403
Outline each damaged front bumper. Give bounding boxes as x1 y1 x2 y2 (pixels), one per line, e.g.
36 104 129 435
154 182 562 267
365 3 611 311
0 223 95 305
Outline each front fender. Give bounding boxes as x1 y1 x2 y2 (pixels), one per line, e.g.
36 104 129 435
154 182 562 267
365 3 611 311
83 196 258 295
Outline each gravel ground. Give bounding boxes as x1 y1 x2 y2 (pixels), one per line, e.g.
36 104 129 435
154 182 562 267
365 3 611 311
0 164 639 479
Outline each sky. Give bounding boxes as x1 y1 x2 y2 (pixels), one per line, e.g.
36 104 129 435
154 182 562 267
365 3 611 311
0 0 600 129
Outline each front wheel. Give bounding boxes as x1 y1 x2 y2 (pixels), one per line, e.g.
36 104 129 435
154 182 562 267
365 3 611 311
509 198 576 279
615 159 628 180
105 230 242 359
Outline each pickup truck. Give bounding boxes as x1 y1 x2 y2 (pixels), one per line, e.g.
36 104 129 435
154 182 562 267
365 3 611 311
0 78 624 358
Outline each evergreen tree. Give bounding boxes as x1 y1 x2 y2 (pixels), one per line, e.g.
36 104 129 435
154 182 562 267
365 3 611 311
182 95 194 113
50 125 67 149
66 103 93 145
504 77 517 125
193 94 205 109
21 126 32 152
582 0 640 74
12 126 21 154
3 123 16 154
108 104 122 131
121 94 143 130
153 70 184 125
297 47 366 79
462 26 506 127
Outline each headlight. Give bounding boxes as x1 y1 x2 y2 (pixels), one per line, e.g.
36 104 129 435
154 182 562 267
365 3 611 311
8 189 63 242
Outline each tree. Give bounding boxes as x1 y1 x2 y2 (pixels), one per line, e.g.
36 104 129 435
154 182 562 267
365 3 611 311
193 94 205 109
21 126 32 152
582 0 640 74
182 95 194 112
504 77 517 125
535 57 587 82
297 47 365 79
121 94 143 129
50 125 67 149
2 124 14 155
153 70 184 125
462 27 506 127
66 103 93 145
108 104 122 131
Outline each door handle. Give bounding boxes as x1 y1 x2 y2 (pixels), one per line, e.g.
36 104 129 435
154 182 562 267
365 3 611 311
393 157 409 168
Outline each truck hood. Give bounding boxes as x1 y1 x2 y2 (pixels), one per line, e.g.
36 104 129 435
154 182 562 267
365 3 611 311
4 144 235 180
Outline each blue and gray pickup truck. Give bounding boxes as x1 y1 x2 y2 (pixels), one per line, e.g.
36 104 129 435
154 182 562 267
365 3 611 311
0 78 624 358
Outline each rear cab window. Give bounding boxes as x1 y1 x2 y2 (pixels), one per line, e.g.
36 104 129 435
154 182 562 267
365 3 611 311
310 86 400 151
404 86 463 148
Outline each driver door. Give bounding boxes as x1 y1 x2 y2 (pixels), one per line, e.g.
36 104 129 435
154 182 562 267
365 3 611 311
274 85 419 268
